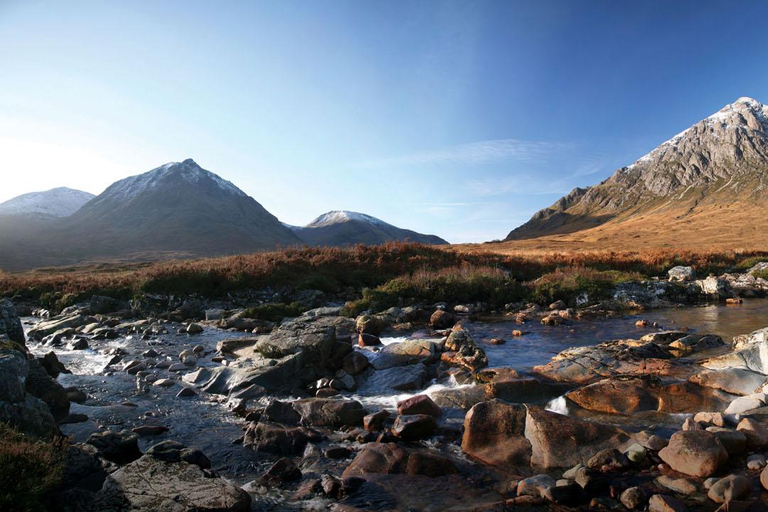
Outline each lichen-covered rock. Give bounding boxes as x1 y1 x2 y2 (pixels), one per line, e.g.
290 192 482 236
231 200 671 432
99 455 250 512
442 327 488 371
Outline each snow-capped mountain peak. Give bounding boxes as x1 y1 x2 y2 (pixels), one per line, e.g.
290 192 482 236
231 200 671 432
101 159 247 202
0 187 95 218
307 210 389 228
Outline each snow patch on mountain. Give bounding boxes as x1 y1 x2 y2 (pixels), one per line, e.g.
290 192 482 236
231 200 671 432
102 159 247 202
306 211 389 228
0 187 95 218
627 97 768 170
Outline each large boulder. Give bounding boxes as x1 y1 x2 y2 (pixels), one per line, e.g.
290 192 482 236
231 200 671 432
99 455 250 512
243 422 314 456
461 400 630 469
360 364 429 392
668 266 695 282
370 340 438 370
442 327 488 371
291 398 366 428
342 442 458 479
689 368 768 396
461 400 531 466
0 299 26 345
703 339 768 376
658 430 728 478
534 338 681 384
695 276 733 298
190 317 354 395
0 343 58 438
567 376 736 415
27 313 94 340
524 406 631 468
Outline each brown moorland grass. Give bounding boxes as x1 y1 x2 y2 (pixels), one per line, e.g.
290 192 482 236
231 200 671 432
1 242 767 310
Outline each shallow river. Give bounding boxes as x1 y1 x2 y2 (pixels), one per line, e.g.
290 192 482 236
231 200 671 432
23 300 768 484
471 299 768 371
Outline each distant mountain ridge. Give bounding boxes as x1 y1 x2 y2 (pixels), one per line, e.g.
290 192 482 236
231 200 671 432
0 161 446 271
0 187 94 218
289 210 448 247
501 97 768 249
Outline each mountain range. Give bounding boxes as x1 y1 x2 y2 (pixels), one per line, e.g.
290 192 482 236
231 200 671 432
0 160 445 271
497 97 768 251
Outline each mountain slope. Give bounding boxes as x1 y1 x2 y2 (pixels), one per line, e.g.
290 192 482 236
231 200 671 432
290 211 448 247
500 97 768 250
0 159 302 270
0 187 94 218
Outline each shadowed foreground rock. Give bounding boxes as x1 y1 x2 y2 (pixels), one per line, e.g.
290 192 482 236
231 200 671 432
98 455 251 512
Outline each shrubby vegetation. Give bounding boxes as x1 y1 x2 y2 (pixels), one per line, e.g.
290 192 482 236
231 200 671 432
1 243 766 313
0 424 67 512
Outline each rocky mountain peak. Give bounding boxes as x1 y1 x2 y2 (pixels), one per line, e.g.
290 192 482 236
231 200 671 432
505 96 768 242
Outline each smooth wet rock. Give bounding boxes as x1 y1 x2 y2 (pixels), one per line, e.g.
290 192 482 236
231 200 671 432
146 441 210 469
370 339 438 370
707 474 750 503
363 363 428 391
363 410 390 431
725 394 765 414
517 474 555 499
658 430 728 477
430 309 455 329
461 400 531 466
655 475 698 495
132 425 169 436
397 394 441 417
243 422 313 456
342 442 458 478
357 333 381 347
259 457 302 486
392 414 437 440
648 494 687 512
292 398 366 428
524 406 631 468
620 486 647 509
736 417 768 449
342 351 369 375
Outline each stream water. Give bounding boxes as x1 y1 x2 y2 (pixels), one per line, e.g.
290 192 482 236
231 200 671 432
23 300 768 486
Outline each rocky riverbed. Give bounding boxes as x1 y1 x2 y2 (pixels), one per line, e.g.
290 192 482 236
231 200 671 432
2 264 768 511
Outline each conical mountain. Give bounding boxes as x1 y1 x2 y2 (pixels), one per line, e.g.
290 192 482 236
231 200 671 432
0 159 302 270
503 97 768 249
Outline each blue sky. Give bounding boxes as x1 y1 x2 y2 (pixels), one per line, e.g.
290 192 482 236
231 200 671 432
2 1 768 242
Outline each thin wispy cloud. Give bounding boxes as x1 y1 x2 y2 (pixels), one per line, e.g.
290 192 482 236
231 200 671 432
358 138 572 169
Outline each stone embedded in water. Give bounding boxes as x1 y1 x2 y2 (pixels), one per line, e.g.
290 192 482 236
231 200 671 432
342 442 458 478
397 394 441 417
392 414 437 440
